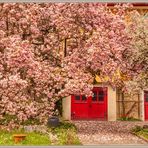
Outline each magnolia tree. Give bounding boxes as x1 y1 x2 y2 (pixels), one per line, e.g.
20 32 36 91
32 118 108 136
0 3 142 126
124 10 148 92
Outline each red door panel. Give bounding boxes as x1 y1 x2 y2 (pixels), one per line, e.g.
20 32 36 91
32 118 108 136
89 87 107 119
144 91 148 120
71 95 89 119
71 87 107 120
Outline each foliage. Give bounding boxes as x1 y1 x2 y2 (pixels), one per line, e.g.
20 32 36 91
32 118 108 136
21 118 41 126
57 121 77 130
56 129 81 145
0 130 50 146
52 121 81 145
132 126 148 140
54 99 63 117
137 130 148 140
132 125 143 133
118 116 141 121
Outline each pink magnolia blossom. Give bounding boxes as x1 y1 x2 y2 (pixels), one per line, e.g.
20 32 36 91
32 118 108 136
0 3 145 126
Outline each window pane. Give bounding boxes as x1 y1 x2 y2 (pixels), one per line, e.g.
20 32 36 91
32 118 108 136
98 90 104 101
75 95 80 101
145 92 148 102
92 91 97 101
82 95 87 101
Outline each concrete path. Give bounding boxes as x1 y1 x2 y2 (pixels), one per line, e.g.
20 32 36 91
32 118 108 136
73 121 148 145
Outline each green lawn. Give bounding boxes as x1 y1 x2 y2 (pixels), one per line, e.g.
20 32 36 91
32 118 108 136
0 121 81 146
0 130 50 146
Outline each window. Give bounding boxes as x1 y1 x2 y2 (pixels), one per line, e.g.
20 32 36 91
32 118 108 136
82 95 87 101
145 92 148 102
92 91 97 101
98 90 104 101
75 95 80 101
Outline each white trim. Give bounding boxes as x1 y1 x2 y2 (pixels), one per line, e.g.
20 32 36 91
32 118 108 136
62 96 71 120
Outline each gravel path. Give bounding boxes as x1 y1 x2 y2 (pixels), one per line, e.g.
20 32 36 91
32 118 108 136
72 121 148 145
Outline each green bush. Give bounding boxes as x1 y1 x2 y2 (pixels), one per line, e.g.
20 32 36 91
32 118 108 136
56 129 80 145
0 114 17 125
21 118 41 125
58 121 77 130
0 114 42 126
132 125 143 133
54 99 63 117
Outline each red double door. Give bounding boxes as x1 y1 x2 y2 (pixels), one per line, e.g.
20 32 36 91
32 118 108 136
71 87 107 120
144 91 148 120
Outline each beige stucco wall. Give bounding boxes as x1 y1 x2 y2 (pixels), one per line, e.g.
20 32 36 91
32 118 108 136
141 90 145 121
62 96 71 120
107 85 117 121
62 83 117 121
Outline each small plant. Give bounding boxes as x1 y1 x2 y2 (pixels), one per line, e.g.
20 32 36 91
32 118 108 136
118 116 141 121
131 125 148 141
56 129 80 145
132 125 143 133
50 121 81 145
58 121 77 130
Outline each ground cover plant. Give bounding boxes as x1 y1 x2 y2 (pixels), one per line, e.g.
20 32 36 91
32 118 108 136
132 125 148 142
132 125 148 141
118 116 141 121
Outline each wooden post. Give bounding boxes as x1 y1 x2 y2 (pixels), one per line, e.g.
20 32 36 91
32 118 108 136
117 89 121 118
121 91 125 116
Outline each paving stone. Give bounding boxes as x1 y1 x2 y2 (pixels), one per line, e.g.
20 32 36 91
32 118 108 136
72 121 148 145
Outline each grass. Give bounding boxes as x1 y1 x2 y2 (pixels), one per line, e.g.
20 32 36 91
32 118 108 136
0 121 81 146
0 129 50 146
132 126 148 141
136 130 148 140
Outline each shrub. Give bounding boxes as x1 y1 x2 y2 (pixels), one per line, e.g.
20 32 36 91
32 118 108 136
132 125 143 133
